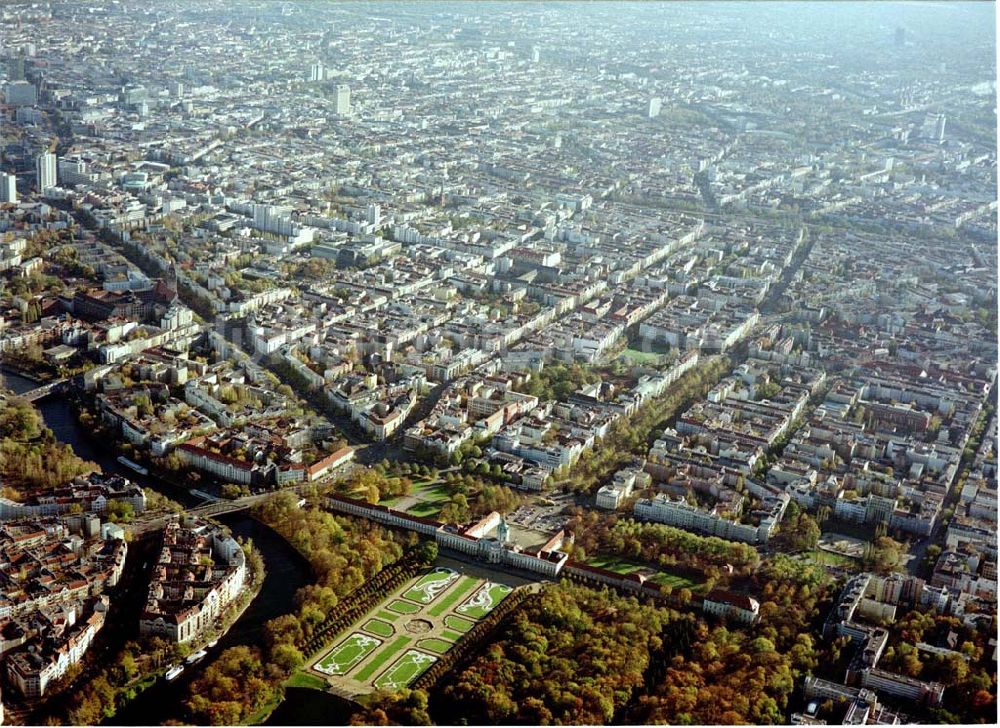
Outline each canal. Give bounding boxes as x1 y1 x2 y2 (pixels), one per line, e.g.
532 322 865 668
4 373 356 724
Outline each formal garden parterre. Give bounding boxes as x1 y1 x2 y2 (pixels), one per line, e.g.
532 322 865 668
301 565 515 695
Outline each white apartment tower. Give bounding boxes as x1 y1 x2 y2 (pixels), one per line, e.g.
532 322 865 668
335 84 351 116
0 173 16 203
648 97 662 119
36 152 56 192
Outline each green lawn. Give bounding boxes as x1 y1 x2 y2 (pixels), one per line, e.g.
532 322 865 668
403 482 451 518
286 671 328 690
587 554 697 589
416 638 453 655
809 549 860 567
375 610 399 622
354 636 411 682
406 500 443 518
443 615 475 633
649 572 697 589
372 650 437 690
440 629 463 642
362 619 394 638
314 633 382 676
387 599 420 615
428 576 479 617
402 568 459 604
620 347 664 364
587 554 644 574
456 582 512 619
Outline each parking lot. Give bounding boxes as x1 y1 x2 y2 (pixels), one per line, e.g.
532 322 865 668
505 491 576 534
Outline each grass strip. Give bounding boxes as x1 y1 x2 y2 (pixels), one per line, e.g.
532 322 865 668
285 671 328 690
354 636 410 683
416 638 452 655
428 576 479 618
443 615 475 633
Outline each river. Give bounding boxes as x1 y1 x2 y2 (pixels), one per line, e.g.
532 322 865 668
3 372 355 725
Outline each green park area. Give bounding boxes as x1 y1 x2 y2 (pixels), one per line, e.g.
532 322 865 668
586 554 698 589
809 548 860 567
428 575 479 617
402 567 460 604
456 582 513 619
314 633 382 676
444 615 475 633
620 347 665 365
387 599 421 615
362 619 395 638
305 565 515 694
285 671 328 690
416 637 453 655
404 481 451 518
373 650 437 690
354 636 411 682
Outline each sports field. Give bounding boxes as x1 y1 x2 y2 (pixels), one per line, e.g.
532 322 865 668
455 582 512 619
402 567 459 604
314 633 382 676
373 650 437 690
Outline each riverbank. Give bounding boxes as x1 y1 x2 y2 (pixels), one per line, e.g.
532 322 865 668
106 513 317 726
0 372 325 725
35 538 266 725
1 363 47 384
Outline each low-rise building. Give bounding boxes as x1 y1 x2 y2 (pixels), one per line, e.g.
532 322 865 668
703 588 761 625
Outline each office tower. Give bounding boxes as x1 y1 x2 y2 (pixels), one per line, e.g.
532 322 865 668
648 97 662 119
531 46 540 63
921 113 946 143
123 85 146 106
8 56 25 81
170 81 184 98
0 173 17 203
335 84 351 116
309 62 324 82
36 151 56 192
4 80 36 106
